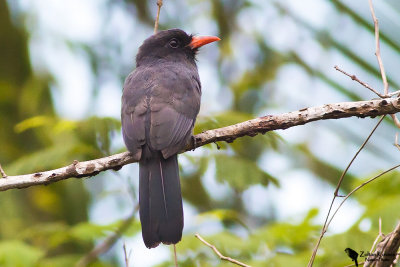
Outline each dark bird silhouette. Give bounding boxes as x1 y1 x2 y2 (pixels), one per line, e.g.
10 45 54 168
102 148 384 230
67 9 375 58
121 29 220 248
345 248 359 267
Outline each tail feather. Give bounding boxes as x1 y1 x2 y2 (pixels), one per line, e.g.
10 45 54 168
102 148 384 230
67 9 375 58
139 153 183 248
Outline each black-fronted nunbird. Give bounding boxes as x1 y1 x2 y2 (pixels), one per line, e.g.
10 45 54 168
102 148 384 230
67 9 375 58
121 29 220 248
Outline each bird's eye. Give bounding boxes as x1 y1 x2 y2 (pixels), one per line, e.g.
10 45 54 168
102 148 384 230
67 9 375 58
169 38 180 48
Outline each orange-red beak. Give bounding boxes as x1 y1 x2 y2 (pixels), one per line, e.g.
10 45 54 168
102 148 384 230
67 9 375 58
189 36 221 49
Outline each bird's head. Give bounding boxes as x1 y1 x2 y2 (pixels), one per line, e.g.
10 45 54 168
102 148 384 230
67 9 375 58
136 28 220 67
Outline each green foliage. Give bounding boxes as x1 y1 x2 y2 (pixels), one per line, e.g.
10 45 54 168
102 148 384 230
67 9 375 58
197 209 246 227
195 111 254 133
0 240 44 267
175 209 320 266
38 255 83 267
70 219 141 242
215 153 278 191
181 155 214 211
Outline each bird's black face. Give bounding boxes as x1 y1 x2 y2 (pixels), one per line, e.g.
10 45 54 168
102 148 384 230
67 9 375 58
136 29 195 66
136 29 220 67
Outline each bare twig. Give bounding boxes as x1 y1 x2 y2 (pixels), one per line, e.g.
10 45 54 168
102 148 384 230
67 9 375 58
367 0 400 129
1 98 400 192
76 208 137 267
313 163 400 267
195 233 251 267
368 0 389 95
395 133 400 151
123 242 131 267
0 164 7 178
308 115 386 267
334 66 400 98
334 115 385 196
154 0 163 34
310 2 400 265
334 65 384 97
313 164 400 266
327 164 400 237
173 244 178 267
390 114 400 128
367 218 385 263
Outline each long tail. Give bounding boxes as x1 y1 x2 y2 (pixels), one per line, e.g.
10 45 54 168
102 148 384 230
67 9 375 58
139 153 183 248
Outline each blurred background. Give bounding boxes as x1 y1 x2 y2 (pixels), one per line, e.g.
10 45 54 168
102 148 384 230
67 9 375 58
1 0 400 266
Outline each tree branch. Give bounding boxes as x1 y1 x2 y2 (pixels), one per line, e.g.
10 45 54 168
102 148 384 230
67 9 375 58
364 221 400 267
1 97 400 191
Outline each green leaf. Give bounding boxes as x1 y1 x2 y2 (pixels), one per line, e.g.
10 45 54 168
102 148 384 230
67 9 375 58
215 154 278 191
38 255 81 267
195 111 254 134
123 219 141 237
70 222 116 242
70 218 140 242
0 240 44 267
181 155 214 210
5 141 93 174
14 115 53 133
5 142 75 174
253 209 320 252
20 222 70 249
75 116 121 155
197 209 245 226
39 254 114 267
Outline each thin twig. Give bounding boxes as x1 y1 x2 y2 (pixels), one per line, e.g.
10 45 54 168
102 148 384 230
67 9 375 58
391 114 400 128
368 0 400 130
320 166 400 267
123 242 131 267
367 218 385 263
395 133 400 151
327 164 400 235
334 65 384 98
334 66 400 99
387 91 400 97
195 234 251 267
0 164 7 178
308 115 386 267
173 244 178 267
154 0 163 34
368 0 389 95
335 115 385 196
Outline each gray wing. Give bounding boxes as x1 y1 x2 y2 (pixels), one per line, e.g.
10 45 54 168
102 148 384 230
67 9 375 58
149 67 201 158
150 106 195 158
122 65 201 160
121 71 149 160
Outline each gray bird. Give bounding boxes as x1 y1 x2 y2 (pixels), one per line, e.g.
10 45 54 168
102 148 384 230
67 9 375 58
121 29 220 248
